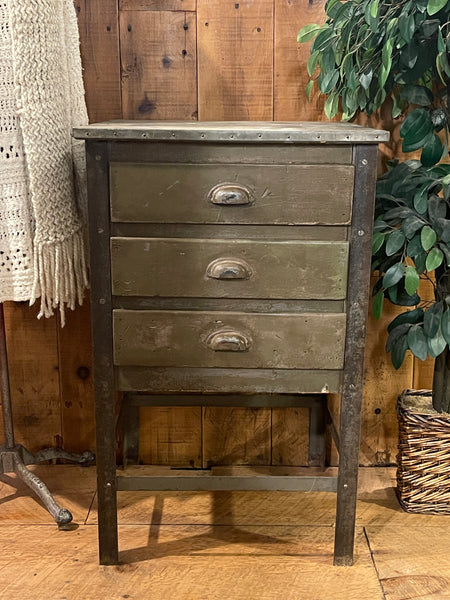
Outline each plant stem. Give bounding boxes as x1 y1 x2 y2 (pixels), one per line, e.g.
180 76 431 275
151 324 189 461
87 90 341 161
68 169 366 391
432 347 450 413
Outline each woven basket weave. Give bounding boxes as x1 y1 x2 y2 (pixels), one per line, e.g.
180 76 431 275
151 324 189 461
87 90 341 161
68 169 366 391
397 389 450 514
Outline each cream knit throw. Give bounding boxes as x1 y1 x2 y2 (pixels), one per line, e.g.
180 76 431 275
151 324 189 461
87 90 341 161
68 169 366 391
0 0 89 325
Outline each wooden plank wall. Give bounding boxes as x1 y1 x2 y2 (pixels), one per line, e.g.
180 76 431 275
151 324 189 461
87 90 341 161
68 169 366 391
1 0 432 467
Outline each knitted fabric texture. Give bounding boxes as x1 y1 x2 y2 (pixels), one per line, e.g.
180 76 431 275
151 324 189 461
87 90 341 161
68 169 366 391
0 0 89 324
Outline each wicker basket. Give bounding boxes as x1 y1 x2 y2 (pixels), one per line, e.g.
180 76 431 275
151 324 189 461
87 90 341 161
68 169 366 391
397 389 450 514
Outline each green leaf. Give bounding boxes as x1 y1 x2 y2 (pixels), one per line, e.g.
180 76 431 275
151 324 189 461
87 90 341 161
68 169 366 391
404 217 425 239
386 230 405 256
439 243 450 266
370 0 379 18
407 324 428 361
405 265 420 295
320 69 339 94
401 108 433 152
407 234 424 257
426 247 444 271
439 220 450 243
307 50 320 77
441 309 450 345
438 28 446 52
324 92 339 119
413 186 429 214
421 225 437 251
421 19 440 37
428 195 447 225
401 85 433 107
383 262 405 289
415 250 427 274
380 38 393 88
387 308 424 333
391 94 403 119
386 323 412 353
311 27 333 52
306 80 314 100
322 46 336 73
421 133 443 168
360 69 373 91
399 13 416 44
391 334 410 370
428 328 447 357
427 0 448 16
372 232 385 254
372 289 384 320
325 0 341 12
297 24 322 43
424 300 444 337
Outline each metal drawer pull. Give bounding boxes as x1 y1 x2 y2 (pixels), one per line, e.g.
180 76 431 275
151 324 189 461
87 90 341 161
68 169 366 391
206 329 252 352
206 258 252 280
208 182 254 205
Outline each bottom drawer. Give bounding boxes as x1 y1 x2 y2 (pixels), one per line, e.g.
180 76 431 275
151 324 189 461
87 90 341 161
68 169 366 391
113 310 346 370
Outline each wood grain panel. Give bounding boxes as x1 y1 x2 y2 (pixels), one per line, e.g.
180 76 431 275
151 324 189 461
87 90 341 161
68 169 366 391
120 10 197 120
197 0 273 120
203 407 271 466
120 0 196 10
274 0 328 121
139 407 202 466
272 408 310 465
75 0 122 121
1 303 61 452
58 298 95 453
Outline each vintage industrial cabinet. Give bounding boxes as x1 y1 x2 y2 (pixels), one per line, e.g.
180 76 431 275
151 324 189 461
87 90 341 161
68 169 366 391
74 121 389 566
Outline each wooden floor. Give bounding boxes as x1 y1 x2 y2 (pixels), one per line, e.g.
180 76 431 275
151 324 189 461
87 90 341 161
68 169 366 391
1 466 449 599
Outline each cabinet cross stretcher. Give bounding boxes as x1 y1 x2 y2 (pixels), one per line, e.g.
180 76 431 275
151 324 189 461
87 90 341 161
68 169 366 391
74 121 389 566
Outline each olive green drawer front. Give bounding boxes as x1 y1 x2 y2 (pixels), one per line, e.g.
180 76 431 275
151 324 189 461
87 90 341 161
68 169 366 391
110 163 354 225
113 310 346 370
111 237 349 300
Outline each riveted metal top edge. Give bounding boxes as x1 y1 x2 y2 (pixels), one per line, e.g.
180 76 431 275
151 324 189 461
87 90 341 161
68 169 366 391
73 120 390 143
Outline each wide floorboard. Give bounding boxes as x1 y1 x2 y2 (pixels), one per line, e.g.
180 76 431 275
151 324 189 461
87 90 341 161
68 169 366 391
0 466 448 599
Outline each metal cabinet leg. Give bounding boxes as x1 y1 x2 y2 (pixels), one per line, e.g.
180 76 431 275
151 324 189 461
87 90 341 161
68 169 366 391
333 145 378 566
87 142 119 565
333 389 362 566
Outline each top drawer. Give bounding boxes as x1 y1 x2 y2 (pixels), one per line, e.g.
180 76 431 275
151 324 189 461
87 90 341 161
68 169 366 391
110 163 354 225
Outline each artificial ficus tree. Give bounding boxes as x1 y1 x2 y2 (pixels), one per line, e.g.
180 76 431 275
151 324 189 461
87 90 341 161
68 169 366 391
298 0 450 412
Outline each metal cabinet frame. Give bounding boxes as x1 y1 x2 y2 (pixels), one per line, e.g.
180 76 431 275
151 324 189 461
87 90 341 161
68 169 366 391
75 121 388 566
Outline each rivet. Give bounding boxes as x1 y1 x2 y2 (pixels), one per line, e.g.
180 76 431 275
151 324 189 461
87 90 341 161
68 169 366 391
106 482 112 488
343 484 348 489
358 230 364 237
95 155 101 161
99 298 106 305
97 227 104 234
361 159 368 166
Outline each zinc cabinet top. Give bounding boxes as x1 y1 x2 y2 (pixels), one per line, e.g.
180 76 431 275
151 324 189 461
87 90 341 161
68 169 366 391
73 120 389 144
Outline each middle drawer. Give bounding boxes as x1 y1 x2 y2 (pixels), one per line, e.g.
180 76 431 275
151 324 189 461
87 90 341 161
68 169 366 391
111 237 349 300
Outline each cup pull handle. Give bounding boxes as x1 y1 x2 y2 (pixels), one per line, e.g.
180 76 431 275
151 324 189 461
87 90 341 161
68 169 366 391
206 329 251 352
206 258 252 280
208 183 254 206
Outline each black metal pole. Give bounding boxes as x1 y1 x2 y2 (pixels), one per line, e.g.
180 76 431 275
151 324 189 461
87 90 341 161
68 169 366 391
0 303 15 449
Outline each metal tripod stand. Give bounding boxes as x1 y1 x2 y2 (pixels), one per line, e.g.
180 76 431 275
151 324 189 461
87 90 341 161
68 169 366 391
0 303 94 526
